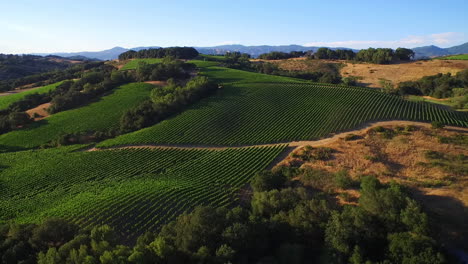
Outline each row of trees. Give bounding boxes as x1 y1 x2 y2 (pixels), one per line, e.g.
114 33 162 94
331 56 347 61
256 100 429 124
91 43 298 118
253 61 343 84
0 61 104 92
0 54 72 81
257 51 306 60
118 47 199 60
398 69 468 98
133 57 195 82
0 64 131 136
313 47 415 64
0 170 448 263
120 76 218 132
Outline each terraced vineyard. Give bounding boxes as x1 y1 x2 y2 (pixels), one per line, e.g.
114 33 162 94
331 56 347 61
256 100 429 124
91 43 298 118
0 81 63 110
99 81 468 147
0 82 154 149
0 145 284 240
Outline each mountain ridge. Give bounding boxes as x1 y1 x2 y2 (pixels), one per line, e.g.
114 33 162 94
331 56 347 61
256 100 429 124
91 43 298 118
31 42 468 60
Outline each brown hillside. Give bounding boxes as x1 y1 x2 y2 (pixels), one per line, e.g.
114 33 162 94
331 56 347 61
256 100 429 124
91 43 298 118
261 57 468 88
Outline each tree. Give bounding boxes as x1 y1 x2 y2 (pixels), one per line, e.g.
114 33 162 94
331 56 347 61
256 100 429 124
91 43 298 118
250 170 286 192
395 48 415 61
31 218 79 249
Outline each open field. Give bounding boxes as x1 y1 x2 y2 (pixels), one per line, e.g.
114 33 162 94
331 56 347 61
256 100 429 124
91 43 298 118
0 82 154 149
407 95 468 111
279 125 467 248
119 58 163 70
0 81 63 110
0 145 284 240
438 54 468 60
98 72 468 147
264 57 468 88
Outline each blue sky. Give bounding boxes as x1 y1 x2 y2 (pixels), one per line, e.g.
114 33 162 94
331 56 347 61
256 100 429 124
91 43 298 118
1 0 467 53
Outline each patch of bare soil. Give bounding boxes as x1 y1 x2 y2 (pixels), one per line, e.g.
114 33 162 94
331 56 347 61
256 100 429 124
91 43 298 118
144 81 167 86
422 96 450 101
0 85 43 97
26 102 51 121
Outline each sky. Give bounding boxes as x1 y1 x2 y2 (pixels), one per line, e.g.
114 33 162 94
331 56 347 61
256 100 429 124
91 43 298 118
1 0 467 54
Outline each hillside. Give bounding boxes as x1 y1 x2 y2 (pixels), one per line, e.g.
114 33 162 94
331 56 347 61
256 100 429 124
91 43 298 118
0 145 284 241
0 82 154 149
0 54 76 81
265 57 468 89
1 54 467 263
33 42 468 60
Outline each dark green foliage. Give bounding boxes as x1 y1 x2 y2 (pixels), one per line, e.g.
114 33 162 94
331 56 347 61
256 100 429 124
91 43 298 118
118 47 199 60
120 76 218 132
333 170 354 189
432 121 445 129
398 70 468 98
0 59 103 92
314 48 356 60
251 170 287 192
356 48 395 64
134 57 195 81
258 51 306 60
395 48 416 61
253 61 343 84
224 52 252 69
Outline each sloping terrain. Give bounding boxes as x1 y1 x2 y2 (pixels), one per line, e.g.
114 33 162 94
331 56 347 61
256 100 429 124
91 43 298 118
0 82 154 149
0 81 63 110
98 66 468 147
0 145 284 240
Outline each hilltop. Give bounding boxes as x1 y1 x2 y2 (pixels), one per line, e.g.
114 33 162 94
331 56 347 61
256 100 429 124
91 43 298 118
30 42 468 60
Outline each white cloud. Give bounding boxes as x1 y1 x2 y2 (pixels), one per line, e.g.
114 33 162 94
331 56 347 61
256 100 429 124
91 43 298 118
304 32 467 49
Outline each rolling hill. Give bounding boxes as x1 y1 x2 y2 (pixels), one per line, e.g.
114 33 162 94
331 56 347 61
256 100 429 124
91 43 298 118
33 42 468 60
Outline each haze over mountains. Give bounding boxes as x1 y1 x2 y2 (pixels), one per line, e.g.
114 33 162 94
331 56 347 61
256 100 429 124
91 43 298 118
33 42 468 61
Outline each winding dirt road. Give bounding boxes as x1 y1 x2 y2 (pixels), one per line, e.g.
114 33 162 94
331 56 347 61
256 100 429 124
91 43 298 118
87 120 468 153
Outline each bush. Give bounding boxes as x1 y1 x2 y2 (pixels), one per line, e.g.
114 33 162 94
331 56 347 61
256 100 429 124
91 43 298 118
431 121 445 129
333 170 353 189
251 170 286 192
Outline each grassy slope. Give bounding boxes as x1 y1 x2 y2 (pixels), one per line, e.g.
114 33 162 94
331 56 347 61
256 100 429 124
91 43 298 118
437 54 468 60
120 58 163 70
0 82 154 149
99 66 468 147
0 145 284 239
0 81 63 110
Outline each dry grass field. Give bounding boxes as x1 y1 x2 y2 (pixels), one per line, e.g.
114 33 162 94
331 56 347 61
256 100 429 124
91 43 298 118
277 125 468 248
261 57 468 88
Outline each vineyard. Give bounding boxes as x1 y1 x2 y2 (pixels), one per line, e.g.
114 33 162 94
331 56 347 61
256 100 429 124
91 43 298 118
0 145 284 240
99 81 468 147
438 54 468 60
0 81 63 110
0 82 154 149
120 58 163 70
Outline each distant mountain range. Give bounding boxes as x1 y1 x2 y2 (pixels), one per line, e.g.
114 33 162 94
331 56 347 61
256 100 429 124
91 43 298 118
33 42 468 61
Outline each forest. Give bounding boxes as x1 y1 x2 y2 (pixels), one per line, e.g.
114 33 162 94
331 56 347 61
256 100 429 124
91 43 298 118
0 172 447 264
118 47 199 60
398 69 468 98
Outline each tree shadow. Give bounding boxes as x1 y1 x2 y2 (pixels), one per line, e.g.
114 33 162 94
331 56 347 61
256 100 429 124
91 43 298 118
410 187 468 252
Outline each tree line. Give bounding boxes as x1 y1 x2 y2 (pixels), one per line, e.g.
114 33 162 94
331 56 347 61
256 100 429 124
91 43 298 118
0 63 128 135
398 69 468 98
0 166 450 263
0 61 104 92
257 51 307 60
47 58 217 146
256 47 415 64
118 47 199 61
